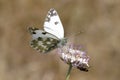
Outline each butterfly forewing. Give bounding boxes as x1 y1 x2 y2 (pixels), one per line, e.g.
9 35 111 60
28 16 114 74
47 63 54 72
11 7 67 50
44 8 64 39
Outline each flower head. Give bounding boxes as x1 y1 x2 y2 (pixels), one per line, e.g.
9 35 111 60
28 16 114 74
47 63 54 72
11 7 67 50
58 44 90 72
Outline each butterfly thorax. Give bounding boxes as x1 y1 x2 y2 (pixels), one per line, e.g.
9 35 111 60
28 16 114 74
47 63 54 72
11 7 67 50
58 38 67 47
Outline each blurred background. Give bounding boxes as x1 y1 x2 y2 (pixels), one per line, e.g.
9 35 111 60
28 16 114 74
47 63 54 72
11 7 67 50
0 0 120 80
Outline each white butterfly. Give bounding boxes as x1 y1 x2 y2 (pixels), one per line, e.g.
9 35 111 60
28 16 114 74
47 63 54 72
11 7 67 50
28 8 67 53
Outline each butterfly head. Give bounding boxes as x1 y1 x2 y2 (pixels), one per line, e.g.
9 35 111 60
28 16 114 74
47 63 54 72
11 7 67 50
58 38 67 47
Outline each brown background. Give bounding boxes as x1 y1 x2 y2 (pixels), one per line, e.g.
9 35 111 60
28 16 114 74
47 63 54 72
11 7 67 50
0 0 120 80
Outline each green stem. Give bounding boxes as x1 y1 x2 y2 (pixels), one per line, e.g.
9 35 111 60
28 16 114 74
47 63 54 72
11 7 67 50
66 64 72 80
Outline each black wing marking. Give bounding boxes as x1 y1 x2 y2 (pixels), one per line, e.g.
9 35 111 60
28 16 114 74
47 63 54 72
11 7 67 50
30 37 59 53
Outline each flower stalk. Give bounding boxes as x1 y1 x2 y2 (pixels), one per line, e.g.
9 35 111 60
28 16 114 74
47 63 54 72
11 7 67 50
66 64 72 80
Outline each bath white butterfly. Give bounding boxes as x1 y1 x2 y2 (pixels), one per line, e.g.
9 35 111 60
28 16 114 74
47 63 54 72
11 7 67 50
28 8 67 53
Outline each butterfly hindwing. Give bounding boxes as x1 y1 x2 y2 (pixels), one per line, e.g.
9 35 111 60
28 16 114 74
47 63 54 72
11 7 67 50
30 37 59 53
28 27 60 53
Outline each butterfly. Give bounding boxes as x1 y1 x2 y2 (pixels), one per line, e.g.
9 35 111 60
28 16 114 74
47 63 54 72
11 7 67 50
28 8 67 53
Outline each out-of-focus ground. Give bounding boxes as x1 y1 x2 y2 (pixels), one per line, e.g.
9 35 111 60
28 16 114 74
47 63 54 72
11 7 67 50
0 0 120 80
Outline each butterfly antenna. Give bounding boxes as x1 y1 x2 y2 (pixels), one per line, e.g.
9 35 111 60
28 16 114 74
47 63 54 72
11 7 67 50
66 31 84 39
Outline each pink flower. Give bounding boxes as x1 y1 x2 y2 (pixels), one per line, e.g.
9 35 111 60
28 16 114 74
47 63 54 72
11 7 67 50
58 44 90 72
